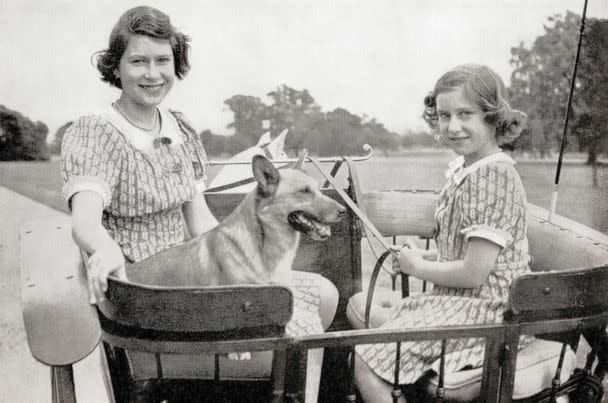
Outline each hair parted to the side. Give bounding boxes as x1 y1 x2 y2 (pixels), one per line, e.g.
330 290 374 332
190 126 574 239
422 64 527 146
95 6 191 89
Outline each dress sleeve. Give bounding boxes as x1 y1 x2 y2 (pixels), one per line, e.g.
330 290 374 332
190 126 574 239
459 163 526 249
60 116 122 210
171 110 208 193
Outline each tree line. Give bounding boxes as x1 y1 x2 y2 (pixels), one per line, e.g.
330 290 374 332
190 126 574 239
2 12 606 162
509 12 608 163
0 105 49 160
201 85 414 157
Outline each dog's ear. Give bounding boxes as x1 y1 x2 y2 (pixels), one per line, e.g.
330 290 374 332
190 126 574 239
252 155 280 197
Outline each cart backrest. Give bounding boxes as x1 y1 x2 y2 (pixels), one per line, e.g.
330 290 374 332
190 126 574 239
97 278 293 340
507 264 608 322
527 204 608 273
358 190 608 273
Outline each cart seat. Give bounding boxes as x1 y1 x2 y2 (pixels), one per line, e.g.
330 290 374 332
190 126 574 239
97 278 293 402
346 290 577 401
425 339 575 402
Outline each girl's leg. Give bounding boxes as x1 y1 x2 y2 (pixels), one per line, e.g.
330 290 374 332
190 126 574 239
303 277 337 402
354 354 407 403
318 275 339 330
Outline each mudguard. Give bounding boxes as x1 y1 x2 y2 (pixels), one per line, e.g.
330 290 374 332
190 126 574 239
20 215 100 366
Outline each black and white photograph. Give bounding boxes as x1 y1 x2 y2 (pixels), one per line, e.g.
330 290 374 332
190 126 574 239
2 1 608 402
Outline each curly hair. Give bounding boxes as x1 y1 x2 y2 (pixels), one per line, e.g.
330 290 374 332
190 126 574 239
422 64 527 146
95 6 191 89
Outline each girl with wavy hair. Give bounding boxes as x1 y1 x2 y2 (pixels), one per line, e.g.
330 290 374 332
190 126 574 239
61 5 338 336
350 64 531 402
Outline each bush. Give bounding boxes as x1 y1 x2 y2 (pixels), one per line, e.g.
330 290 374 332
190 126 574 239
0 105 49 161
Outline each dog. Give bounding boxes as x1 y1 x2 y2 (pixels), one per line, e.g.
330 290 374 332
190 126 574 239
127 154 346 287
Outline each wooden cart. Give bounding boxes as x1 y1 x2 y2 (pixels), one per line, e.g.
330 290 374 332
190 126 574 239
20 159 608 402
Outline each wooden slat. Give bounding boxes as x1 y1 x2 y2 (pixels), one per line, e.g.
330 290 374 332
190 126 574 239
479 333 503 403
508 265 608 320
271 347 289 403
98 279 293 333
498 326 520 403
51 365 76 403
292 323 505 350
20 216 100 366
101 332 291 355
344 158 364 295
360 190 439 238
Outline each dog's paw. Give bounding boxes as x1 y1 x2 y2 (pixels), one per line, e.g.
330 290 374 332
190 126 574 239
227 352 252 361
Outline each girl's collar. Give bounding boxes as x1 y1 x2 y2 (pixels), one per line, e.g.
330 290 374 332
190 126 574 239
103 104 184 153
446 151 515 185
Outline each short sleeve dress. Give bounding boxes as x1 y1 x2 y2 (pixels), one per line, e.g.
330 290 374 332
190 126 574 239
355 152 532 384
60 105 324 337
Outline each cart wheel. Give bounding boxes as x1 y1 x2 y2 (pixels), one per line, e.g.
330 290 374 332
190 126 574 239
569 369 604 403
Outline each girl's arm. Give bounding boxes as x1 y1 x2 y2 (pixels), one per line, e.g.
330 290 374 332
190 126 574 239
395 237 501 288
70 191 126 303
182 192 219 238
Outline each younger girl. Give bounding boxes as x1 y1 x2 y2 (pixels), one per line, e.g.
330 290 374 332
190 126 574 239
351 64 531 402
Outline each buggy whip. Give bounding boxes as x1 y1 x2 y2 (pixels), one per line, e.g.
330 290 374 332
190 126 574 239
549 0 588 221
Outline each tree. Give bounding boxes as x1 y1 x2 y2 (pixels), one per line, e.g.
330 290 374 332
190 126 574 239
215 84 401 157
575 19 608 164
362 118 400 153
0 105 49 160
200 129 251 157
400 130 443 149
266 85 318 135
509 12 608 162
509 11 582 156
224 95 268 147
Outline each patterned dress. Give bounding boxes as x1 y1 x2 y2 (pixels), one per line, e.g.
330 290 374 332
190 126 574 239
60 105 323 337
356 152 531 384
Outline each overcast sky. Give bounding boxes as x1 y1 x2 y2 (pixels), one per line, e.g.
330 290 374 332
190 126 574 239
2 0 607 138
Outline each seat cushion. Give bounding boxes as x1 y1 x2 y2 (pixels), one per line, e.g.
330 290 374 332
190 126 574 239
346 289 403 329
346 290 576 401
426 339 576 401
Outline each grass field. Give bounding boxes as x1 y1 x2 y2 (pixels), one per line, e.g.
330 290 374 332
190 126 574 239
2 152 607 232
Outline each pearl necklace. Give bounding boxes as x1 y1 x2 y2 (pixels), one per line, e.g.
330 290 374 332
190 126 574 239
113 102 158 132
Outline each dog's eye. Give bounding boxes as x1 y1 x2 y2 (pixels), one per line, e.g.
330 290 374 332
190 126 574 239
301 186 312 194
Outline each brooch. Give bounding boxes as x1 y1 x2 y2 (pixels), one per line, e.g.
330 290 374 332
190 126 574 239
153 136 173 148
